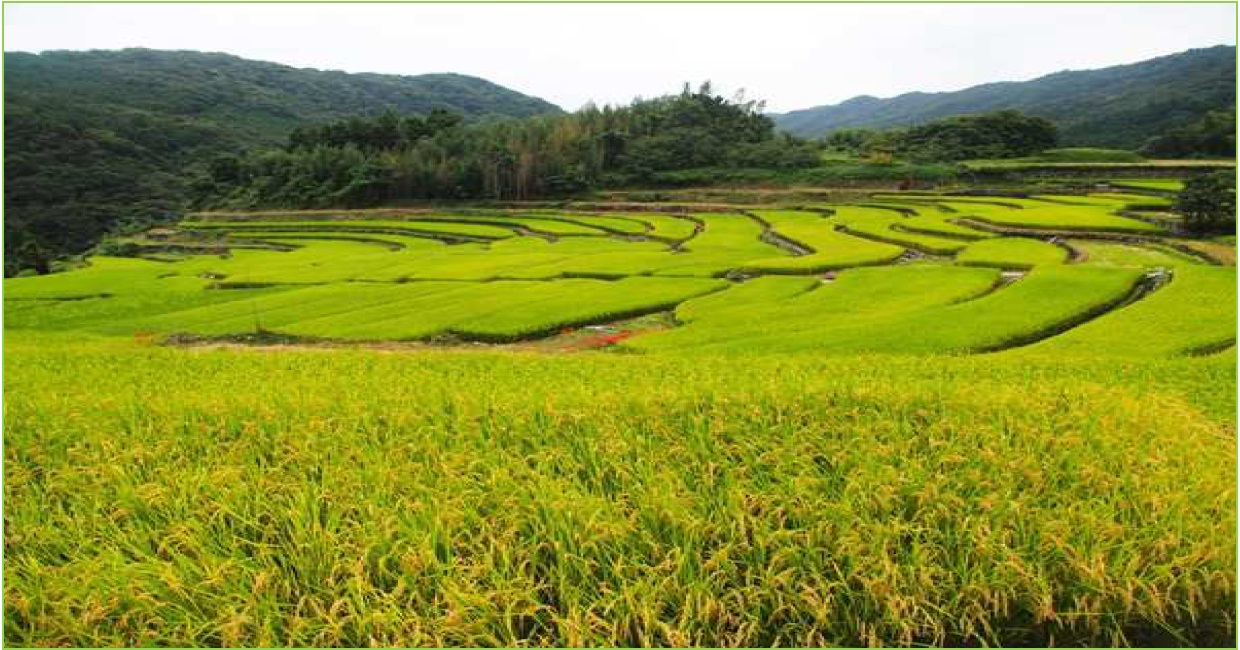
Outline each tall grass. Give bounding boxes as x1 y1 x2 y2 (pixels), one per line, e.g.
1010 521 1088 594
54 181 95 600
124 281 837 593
4 333 1234 647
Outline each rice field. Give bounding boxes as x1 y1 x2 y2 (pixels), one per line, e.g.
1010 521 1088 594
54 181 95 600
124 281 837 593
1108 179 1186 193
739 210 904 273
825 206 969 255
5 195 1236 647
1020 265 1236 357
872 194 1166 234
957 237 1069 269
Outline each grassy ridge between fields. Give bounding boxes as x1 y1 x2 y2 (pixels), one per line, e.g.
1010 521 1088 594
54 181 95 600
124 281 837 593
3 333 1235 647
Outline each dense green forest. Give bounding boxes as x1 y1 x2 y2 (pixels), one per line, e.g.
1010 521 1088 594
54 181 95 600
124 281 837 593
200 105 1072 214
4 49 561 275
1140 108 1237 159
199 84 822 209
823 111 1057 162
5 49 560 142
775 45 1237 150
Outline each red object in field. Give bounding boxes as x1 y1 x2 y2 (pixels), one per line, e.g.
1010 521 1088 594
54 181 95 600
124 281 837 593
134 331 155 345
581 330 634 348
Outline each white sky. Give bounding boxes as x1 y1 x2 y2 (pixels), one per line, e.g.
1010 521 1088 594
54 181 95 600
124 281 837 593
3 3 1235 113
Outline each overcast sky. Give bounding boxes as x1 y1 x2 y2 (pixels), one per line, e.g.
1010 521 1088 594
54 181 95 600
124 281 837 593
4 3 1235 112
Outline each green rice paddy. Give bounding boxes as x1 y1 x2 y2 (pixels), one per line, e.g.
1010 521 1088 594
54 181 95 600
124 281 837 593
5 191 1236 647
957 237 1069 269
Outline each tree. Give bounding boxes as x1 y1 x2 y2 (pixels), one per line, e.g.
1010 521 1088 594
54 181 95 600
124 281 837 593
1176 171 1237 235
894 110 1057 161
198 84 821 208
1140 109 1236 159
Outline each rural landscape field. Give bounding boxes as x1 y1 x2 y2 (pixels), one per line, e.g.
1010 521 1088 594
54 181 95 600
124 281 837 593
4 3 1238 648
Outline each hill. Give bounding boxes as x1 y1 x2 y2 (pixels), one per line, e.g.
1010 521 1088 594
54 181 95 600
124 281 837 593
5 49 561 143
3 48 562 273
774 45 1237 149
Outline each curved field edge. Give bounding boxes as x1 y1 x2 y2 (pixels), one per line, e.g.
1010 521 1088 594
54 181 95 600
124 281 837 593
629 266 1147 357
49 278 729 344
1016 266 1238 357
3 334 1234 647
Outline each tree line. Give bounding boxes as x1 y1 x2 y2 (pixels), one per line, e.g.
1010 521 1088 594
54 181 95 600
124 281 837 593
196 83 823 210
821 111 1059 162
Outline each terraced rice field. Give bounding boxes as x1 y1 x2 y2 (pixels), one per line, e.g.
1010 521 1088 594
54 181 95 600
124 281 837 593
872 193 1165 234
740 210 904 273
5 193 1236 647
957 237 1069 269
824 205 968 255
1108 178 1186 192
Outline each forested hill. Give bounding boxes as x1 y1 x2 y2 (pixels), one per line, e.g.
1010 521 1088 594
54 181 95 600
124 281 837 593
4 49 561 274
774 45 1237 149
6 49 561 142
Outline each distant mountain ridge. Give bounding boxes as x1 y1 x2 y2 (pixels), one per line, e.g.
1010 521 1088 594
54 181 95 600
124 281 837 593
3 48 562 273
5 48 562 144
773 45 1237 149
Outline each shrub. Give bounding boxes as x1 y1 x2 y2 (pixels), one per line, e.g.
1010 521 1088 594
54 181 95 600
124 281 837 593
1177 171 1237 235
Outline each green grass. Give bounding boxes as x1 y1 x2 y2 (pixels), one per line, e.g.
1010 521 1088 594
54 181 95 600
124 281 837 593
4 333 1234 646
957 237 1069 269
